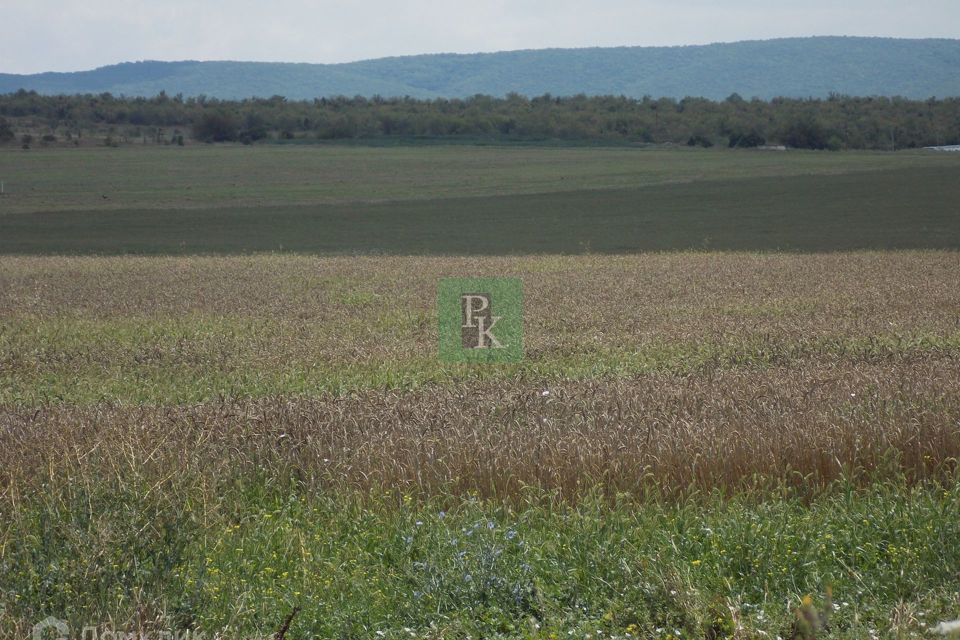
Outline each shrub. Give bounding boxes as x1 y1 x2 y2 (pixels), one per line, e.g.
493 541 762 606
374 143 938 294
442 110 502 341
193 110 239 142
782 117 830 150
687 134 714 148
239 113 269 144
0 117 14 143
728 129 765 148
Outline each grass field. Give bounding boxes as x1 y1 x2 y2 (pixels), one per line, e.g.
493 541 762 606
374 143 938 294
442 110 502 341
2 145 960 639
1 146 959 253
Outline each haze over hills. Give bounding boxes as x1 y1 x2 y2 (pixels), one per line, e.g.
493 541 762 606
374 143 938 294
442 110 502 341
2 37 960 100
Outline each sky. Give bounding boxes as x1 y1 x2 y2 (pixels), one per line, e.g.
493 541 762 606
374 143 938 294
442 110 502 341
2 0 959 74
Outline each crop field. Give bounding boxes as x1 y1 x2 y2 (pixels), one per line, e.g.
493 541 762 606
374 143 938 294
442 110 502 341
2 145 960 639
1 146 959 254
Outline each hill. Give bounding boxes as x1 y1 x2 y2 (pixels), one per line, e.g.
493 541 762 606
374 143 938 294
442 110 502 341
2 37 960 99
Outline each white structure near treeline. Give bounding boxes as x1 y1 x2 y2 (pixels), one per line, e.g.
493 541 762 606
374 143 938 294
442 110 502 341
924 145 960 151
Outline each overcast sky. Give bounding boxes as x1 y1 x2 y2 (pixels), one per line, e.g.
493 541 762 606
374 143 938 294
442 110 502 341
3 0 959 74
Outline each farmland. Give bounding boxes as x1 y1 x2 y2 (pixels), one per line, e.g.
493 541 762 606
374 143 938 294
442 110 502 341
2 144 960 638
1 146 959 254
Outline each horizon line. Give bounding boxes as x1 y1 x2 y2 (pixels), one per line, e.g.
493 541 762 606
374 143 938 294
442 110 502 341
4 34 959 76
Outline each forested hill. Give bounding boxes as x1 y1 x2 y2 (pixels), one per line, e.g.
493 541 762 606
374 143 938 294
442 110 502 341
2 37 960 100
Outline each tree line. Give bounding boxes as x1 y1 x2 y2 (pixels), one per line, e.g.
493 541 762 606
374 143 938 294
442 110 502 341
1 89 959 150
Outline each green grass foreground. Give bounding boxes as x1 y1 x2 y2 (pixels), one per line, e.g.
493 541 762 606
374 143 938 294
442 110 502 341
4 478 960 639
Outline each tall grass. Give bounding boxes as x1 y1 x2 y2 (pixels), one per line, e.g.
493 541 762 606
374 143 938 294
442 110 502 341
3 359 959 500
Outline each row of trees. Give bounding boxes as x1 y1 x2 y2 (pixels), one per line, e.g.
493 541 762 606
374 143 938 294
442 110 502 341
2 90 959 150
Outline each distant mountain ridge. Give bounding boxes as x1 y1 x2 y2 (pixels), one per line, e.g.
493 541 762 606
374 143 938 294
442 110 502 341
3 37 960 100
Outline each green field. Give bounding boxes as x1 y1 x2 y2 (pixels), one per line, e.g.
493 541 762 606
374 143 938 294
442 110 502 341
1 145 958 253
3 145 960 639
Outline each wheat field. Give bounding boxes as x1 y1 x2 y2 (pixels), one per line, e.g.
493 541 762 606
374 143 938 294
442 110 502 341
3 251 960 637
